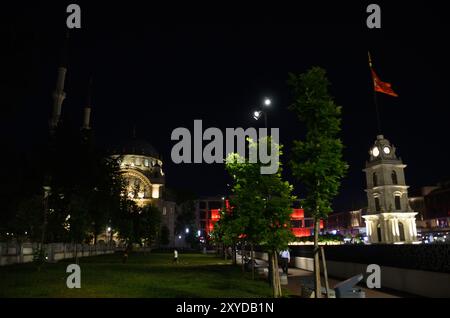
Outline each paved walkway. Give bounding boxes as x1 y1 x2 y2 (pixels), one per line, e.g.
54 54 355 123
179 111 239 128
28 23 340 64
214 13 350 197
236 254 403 298
284 268 401 298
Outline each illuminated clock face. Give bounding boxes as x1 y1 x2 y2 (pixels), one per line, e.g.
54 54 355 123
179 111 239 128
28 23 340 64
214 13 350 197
372 147 380 157
383 146 391 154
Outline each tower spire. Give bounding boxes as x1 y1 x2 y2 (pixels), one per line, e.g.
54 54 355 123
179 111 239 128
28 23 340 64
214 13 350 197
81 77 93 130
50 32 69 131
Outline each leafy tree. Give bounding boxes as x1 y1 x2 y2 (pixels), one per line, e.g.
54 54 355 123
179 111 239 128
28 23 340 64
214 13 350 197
10 195 43 243
288 67 348 298
113 200 162 250
160 225 170 246
213 205 243 265
141 204 162 249
222 137 295 297
175 199 198 248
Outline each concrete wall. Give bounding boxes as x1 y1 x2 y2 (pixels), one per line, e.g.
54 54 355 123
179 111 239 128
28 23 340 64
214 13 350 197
0 242 115 266
294 256 450 298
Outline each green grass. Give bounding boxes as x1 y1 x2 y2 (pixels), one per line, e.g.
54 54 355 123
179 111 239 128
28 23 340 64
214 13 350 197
0 252 275 298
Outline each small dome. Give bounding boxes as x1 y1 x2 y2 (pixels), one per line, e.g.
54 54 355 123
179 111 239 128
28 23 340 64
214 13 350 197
111 138 159 158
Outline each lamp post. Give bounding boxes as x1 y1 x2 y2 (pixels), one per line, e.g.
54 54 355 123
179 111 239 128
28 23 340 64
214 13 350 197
252 97 271 128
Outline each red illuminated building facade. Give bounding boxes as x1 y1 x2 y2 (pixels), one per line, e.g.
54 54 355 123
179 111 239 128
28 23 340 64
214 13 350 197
195 197 323 239
195 196 225 240
290 208 324 237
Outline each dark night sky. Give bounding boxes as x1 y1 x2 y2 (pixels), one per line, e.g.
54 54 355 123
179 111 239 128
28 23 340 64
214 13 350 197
3 2 450 212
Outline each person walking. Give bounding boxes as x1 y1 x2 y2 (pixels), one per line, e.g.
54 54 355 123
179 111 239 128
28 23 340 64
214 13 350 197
173 249 179 264
280 249 290 275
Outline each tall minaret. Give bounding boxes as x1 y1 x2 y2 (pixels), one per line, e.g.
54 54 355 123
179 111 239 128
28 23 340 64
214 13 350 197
49 33 69 131
362 135 418 244
81 77 93 130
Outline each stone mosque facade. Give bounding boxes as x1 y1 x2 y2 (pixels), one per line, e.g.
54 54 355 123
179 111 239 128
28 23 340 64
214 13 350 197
362 135 419 244
110 139 177 247
47 38 176 247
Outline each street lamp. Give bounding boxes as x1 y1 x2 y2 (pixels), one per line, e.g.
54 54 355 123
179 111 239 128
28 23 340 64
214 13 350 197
252 97 272 128
253 110 262 120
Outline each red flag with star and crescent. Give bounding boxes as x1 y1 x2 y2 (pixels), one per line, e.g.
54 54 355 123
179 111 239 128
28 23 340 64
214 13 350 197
368 52 398 97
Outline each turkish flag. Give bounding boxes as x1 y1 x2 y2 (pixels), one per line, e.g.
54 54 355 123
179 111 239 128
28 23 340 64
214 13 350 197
371 68 398 97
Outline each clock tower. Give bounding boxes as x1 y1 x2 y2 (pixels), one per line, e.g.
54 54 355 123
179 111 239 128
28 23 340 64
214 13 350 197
362 135 418 243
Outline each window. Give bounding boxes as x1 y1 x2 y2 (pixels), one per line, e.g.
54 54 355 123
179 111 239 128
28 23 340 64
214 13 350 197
391 171 398 185
163 207 167 215
209 201 222 209
375 197 381 211
373 172 378 187
199 201 206 209
135 157 141 166
291 220 302 228
199 211 206 219
144 159 149 167
395 195 401 210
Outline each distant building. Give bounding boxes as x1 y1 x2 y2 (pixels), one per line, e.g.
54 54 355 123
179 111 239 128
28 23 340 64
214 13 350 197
195 197 323 241
290 207 324 237
362 135 418 244
45 37 178 247
110 138 177 247
195 196 225 241
326 209 365 236
411 183 450 236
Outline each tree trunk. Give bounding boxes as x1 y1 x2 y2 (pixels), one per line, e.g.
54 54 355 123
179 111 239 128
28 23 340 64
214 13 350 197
251 243 255 280
267 251 273 286
241 245 245 272
313 218 322 298
320 246 330 298
232 243 237 265
271 250 282 298
74 242 79 264
93 225 98 245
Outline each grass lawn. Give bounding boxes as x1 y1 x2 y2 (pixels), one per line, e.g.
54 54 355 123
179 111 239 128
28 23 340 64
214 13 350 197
0 252 278 298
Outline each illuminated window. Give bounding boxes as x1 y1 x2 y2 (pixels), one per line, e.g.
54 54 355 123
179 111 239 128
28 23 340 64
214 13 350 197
163 207 167 215
144 159 149 167
135 157 141 166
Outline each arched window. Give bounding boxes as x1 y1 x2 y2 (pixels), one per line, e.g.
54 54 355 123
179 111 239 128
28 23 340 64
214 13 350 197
395 195 401 210
375 197 381 211
391 170 398 185
373 172 378 187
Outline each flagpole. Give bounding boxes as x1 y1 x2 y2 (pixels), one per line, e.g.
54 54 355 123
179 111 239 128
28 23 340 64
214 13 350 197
369 52 382 134
373 89 382 134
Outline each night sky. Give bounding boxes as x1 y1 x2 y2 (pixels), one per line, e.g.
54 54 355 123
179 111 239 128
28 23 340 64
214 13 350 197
3 2 450 212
